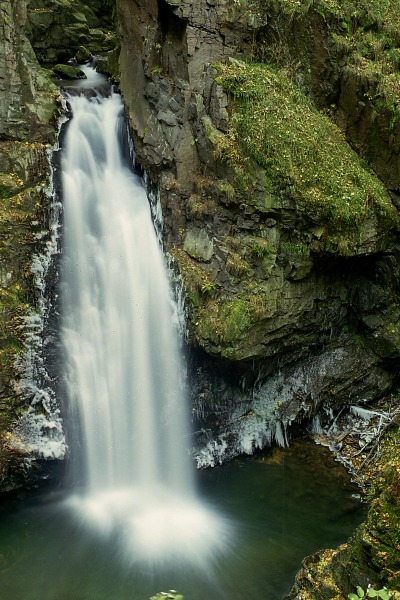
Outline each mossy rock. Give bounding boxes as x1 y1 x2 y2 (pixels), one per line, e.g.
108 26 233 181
0 138 57 491
183 228 214 261
150 594 183 600
52 64 87 80
75 45 93 64
96 46 120 79
215 62 398 242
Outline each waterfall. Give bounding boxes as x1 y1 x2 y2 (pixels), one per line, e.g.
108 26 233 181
61 72 229 567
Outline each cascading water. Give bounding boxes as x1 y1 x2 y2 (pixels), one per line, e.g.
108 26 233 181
61 70 229 567
0 75 366 600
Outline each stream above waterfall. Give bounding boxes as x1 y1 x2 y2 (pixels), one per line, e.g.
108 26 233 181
0 440 365 600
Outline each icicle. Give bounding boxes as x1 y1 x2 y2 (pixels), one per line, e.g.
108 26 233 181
12 125 66 460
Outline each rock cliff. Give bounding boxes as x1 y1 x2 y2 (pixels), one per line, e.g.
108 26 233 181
0 0 399 595
115 2 400 594
0 0 63 493
116 0 400 463
26 0 116 64
114 4 400 595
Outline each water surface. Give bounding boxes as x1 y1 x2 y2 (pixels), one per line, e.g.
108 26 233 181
0 440 364 600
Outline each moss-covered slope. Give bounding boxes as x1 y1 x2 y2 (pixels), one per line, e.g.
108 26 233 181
215 62 396 237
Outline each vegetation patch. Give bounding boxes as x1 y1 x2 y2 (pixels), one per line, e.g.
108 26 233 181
268 0 400 29
0 144 48 439
197 297 254 345
280 241 310 256
187 193 217 218
251 238 275 259
255 0 400 127
215 62 397 233
169 248 216 309
226 251 252 277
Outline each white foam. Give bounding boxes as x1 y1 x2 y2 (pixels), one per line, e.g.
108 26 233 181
67 486 232 569
61 85 231 568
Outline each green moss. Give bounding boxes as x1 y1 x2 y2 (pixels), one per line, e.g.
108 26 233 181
216 62 397 233
280 241 310 256
187 194 217 217
197 297 253 344
270 0 400 29
170 248 216 309
53 63 86 80
349 428 400 590
0 141 50 443
202 115 228 148
331 20 400 125
216 180 237 204
97 46 121 80
257 0 400 130
75 45 92 63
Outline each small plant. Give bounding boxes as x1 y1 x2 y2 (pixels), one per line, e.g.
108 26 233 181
280 241 310 256
348 586 391 600
150 592 183 600
226 252 251 276
251 239 274 259
197 296 253 344
187 194 215 217
200 281 215 295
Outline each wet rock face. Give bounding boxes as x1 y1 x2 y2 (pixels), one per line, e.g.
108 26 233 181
335 67 400 194
0 0 58 141
117 0 254 176
0 1 61 493
190 334 394 467
3 0 395 484
116 0 400 458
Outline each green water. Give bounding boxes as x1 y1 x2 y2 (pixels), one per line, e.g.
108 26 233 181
0 441 364 600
